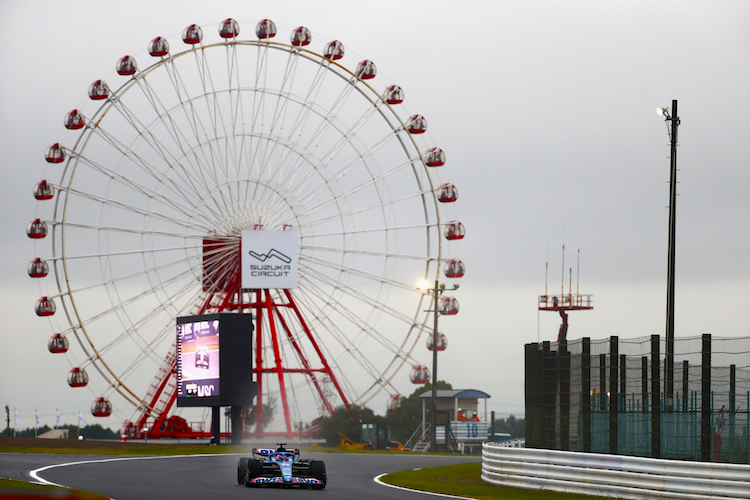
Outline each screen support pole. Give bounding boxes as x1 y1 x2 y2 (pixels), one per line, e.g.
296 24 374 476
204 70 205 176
212 406 221 445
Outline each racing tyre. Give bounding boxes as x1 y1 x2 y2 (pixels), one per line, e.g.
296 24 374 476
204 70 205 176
310 460 327 490
244 458 262 487
237 457 248 484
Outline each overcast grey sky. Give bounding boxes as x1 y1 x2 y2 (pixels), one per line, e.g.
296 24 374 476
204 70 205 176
2 0 749 431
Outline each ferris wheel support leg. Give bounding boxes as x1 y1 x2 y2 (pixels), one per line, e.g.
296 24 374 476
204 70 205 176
284 289 351 409
264 290 294 436
273 305 335 414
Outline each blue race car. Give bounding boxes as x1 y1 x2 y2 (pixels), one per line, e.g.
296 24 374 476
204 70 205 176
237 444 326 489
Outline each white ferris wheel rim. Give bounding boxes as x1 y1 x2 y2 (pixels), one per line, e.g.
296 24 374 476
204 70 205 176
38 25 450 422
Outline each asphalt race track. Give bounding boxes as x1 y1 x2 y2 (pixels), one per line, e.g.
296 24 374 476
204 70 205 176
2 452 481 499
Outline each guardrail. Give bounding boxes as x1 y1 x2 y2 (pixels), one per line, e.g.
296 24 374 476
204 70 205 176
482 443 750 499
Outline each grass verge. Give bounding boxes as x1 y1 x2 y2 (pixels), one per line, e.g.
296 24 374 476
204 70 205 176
0 478 109 499
381 462 607 500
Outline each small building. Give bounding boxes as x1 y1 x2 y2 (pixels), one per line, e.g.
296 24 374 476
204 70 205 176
418 389 492 452
38 428 68 439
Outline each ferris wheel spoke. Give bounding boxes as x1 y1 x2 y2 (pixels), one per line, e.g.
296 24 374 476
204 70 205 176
50 243 201 263
301 261 419 331
291 284 388 390
280 130 407 216
61 220 204 239
224 43 247 193
191 48 239 204
252 67 358 209
301 252 427 295
163 58 241 211
97 278 199 363
67 249 196 300
109 97 235 219
68 150 215 228
245 50 305 209
65 186 212 234
257 104 387 217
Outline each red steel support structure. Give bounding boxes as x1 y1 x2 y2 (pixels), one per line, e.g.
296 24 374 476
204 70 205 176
125 236 349 439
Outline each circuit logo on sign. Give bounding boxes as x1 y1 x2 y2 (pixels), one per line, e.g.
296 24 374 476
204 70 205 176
248 249 291 263
248 249 292 277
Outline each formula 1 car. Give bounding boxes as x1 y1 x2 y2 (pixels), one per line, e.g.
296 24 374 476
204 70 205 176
237 444 326 489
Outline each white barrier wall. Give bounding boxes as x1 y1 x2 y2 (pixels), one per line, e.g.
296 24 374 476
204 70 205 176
482 443 750 500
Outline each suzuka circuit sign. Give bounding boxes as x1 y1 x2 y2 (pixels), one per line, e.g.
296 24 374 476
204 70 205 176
241 230 299 289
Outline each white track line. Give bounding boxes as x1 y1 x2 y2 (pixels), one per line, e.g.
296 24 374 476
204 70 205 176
373 472 477 499
29 454 222 487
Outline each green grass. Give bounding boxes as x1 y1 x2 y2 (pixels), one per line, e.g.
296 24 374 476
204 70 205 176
0 478 109 499
381 462 609 500
0 443 247 455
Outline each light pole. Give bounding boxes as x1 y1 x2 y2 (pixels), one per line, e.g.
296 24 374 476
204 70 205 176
419 279 458 451
657 100 680 410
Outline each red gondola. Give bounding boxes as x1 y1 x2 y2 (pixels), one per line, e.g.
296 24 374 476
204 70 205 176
427 333 447 352
148 36 169 57
68 367 89 388
290 26 311 46
406 114 427 134
256 19 276 39
410 365 430 384
423 147 445 167
437 183 458 203
35 296 56 316
64 109 85 130
48 334 69 353
28 258 49 278
91 398 113 417
88 80 110 100
387 394 405 412
439 296 459 315
323 40 344 60
355 60 377 80
444 259 465 278
34 180 54 200
383 85 404 105
444 221 465 240
116 55 137 75
45 143 65 163
182 24 203 44
27 219 48 239
219 18 240 39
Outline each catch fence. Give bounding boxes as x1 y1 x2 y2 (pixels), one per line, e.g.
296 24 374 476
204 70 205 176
525 334 750 463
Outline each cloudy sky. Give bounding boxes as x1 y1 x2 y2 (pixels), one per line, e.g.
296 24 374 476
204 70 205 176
2 1 748 432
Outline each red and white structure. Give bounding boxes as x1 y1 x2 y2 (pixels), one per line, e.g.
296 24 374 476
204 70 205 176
29 19 464 439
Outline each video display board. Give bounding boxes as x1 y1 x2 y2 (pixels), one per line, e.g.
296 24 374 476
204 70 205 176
176 313 256 407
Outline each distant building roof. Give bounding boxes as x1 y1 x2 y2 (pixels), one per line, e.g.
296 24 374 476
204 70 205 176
419 389 491 399
38 428 69 439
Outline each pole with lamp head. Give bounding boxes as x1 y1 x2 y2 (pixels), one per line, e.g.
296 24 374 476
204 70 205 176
419 279 458 451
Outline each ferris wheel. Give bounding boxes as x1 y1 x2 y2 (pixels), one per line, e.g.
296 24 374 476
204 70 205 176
28 18 465 436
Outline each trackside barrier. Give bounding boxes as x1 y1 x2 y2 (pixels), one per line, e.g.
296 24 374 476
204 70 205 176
482 442 750 500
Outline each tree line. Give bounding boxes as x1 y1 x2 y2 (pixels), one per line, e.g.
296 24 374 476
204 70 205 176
310 381 524 447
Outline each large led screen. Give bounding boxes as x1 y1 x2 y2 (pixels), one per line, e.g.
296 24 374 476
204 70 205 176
176 313 256 408
176 318 221 400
